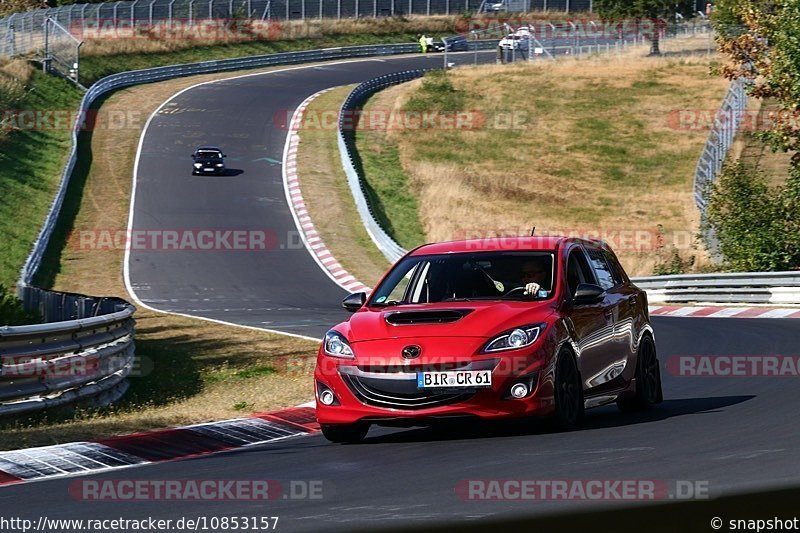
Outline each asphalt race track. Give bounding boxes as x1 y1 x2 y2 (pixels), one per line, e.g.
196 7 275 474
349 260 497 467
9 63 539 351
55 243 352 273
4 52 799 530
126 53 495 337
3 317 800 530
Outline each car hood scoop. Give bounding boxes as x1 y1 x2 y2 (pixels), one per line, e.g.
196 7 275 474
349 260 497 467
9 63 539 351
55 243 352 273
384 309 473 325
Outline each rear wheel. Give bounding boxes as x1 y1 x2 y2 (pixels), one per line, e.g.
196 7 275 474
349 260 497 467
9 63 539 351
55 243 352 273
320 423 369 444
552 351 584 430
617 335 662 412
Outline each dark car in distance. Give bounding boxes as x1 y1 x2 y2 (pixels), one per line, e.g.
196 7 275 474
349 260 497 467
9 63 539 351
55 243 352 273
191 146 226 175
430 35 469 52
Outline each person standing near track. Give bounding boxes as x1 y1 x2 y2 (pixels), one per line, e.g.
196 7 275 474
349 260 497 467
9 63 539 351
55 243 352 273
418 33 428 53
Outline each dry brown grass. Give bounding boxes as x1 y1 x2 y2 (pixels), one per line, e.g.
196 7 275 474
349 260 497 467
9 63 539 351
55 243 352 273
80 15 461 57
374 38 729 275
296 86 391 287
0 65 328 451
0 59 34 138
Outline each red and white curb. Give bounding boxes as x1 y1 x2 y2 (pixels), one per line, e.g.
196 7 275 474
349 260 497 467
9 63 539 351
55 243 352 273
649 305 800 319
282 89 370 294
0 406 318 486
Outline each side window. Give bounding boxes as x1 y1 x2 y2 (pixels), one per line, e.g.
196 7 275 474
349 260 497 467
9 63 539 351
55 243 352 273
602 249 626 286
586 248 616 290
566 249 596 297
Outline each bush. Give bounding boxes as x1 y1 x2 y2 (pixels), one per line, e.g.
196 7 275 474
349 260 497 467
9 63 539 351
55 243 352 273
0 284 40 326
704 162 800 271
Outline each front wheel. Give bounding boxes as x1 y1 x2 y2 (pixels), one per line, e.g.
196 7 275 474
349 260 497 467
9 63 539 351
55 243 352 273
552 351 584 430
617 335 662 412
320 423 369 444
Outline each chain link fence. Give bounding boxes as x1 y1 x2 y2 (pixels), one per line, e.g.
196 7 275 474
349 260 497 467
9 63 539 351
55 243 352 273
693 77 748 256
43 17 83 86
0 0 608 60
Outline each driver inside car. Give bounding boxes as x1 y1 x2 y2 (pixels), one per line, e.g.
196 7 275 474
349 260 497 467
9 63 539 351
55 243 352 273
518 259 550 296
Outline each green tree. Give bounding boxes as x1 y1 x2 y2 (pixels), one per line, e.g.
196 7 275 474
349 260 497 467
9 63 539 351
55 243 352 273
714 0 800 164
595 0 695 55
704 162 800 271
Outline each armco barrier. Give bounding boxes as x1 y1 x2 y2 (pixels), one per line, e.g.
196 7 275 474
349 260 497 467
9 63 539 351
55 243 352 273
0 287 135 417
632 271 800 305
18 42 419 290
336 64 800 304
337 69 427 264
7 42 423 418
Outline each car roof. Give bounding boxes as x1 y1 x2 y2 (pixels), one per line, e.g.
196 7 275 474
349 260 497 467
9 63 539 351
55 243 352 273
409 236 559 255
195 146 222 151
408 236 609 256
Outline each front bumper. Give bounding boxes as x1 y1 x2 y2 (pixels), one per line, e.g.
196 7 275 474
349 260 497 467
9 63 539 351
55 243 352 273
193 166 224 174
314 356 554 426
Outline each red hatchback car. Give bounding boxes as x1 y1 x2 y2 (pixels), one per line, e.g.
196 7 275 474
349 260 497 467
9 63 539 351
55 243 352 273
314 237 662 443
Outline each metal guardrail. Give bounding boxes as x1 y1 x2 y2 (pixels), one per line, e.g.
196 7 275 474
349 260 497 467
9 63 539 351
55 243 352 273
0 287 135 417
0 0 595 59
335 40 800 305
8 42 425 418
632 271 800 305
337 28 712 265
338 69 427 263
19 42 420 291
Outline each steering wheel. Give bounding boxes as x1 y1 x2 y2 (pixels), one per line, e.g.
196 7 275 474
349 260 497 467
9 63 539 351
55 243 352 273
503 286 527 297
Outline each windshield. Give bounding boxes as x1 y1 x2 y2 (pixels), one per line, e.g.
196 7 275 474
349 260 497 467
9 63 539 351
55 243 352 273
196 150 222 159
370 252 555 306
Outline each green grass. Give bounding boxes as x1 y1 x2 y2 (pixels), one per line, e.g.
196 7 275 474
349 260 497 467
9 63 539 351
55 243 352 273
0 71 82 288
355 128 427 249
80 32 437 85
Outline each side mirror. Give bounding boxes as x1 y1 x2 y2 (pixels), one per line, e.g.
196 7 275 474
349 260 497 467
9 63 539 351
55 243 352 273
222 154 227 158
342 292 366 312
572 283 605 305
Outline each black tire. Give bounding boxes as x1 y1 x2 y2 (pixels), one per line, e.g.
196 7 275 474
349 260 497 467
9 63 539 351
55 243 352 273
552 351 584 430
617 334 663 412
320 423 369 444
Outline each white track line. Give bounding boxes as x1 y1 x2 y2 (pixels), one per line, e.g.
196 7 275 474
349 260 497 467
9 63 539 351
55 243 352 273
123 59 399 341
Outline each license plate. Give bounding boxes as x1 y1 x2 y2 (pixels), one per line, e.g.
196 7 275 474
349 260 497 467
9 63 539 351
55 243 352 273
417 370 492 389
204 168 214 171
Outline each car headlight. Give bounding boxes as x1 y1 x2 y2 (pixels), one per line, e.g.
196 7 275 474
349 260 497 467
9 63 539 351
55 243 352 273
215 163 223 167
193 163 202 168
483 324 544 353
324 330 354 358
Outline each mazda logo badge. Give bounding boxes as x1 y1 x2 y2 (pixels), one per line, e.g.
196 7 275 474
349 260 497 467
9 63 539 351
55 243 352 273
402 345 422 359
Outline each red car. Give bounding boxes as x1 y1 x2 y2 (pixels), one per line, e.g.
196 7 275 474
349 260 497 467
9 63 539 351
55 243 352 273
314 237 662 443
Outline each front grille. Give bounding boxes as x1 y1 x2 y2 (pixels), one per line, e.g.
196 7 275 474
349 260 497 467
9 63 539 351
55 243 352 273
339 359 497 410
342 374 474 410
